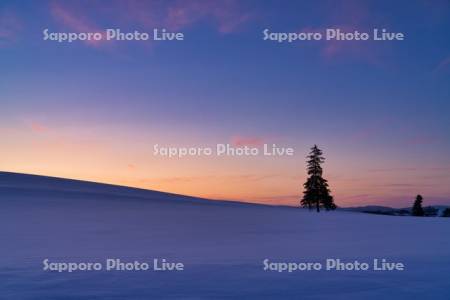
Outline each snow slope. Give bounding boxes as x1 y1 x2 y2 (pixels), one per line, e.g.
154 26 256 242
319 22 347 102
1 172 449 299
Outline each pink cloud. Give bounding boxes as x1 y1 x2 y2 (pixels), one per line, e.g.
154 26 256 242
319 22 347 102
30 121 49 134
115 0 163 29
49 1 106 47
48 0 253 50
298 1 385 65
165 0 252 33
231 135 265 147
299 25 382 65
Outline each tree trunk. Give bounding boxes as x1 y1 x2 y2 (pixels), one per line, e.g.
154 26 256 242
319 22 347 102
316 201 320 212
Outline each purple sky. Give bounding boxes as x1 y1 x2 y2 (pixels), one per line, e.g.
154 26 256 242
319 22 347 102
1 0 449 207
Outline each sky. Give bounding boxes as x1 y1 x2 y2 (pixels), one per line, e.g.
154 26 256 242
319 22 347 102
1 0 449 207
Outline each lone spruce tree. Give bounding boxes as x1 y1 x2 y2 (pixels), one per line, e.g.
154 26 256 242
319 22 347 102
412 194 425 216
301 145 336 212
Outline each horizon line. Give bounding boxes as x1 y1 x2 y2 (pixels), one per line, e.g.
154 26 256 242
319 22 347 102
1 170 448 209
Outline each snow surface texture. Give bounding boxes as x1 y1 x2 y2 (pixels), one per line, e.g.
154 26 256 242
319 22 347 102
1 172 449 299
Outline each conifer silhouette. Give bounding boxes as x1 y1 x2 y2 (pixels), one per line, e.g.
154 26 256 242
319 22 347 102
301 145 336 212
412 194 425 216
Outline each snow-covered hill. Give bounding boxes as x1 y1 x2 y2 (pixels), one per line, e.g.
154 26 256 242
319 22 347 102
1 172 449 299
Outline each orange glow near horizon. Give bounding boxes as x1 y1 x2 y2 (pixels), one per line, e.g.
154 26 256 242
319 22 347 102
1 120 449 208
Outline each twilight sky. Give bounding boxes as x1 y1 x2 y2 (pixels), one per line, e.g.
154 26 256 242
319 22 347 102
1 0 449 207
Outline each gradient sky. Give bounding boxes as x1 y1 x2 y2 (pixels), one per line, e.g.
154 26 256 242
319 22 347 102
1 0 449 207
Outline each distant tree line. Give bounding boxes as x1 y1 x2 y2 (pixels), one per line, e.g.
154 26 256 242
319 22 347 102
443 208 450 217
412 194 450 217
300 145 449 218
